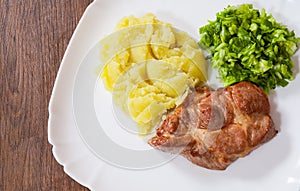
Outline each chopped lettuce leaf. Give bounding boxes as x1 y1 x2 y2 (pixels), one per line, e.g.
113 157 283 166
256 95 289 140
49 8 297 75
199 4 300 92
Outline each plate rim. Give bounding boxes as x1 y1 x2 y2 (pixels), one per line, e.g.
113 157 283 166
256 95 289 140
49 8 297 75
48 0 300 190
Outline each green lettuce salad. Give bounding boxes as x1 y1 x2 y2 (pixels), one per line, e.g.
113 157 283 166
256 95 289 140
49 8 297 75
199 4 300 92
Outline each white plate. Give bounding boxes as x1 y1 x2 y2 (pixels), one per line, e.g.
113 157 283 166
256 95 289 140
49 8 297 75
48 0 300 190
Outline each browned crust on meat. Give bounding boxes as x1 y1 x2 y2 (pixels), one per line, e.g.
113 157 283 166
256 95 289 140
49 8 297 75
148 82 278 170
227 82 270 114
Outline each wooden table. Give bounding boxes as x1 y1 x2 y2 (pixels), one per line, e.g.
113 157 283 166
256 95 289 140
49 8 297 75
1 1 93 190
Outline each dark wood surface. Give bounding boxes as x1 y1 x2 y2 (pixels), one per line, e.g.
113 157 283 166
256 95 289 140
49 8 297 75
0 0 93 190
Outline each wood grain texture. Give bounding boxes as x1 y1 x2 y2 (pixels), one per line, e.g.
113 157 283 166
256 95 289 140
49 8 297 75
0 0 93 190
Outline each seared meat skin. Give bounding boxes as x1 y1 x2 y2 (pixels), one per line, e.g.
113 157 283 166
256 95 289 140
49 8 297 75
148 82 278 170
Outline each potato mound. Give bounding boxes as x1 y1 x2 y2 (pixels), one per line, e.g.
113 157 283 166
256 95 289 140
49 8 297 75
99 13 207 134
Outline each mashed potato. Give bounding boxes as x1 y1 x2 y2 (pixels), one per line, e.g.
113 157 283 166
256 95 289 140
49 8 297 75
99 13 207 135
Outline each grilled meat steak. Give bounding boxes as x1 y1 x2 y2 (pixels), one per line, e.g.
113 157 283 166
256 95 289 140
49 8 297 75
148 82 278 170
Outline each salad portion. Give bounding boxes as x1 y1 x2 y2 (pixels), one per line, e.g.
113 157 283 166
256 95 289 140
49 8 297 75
199 4 300 92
